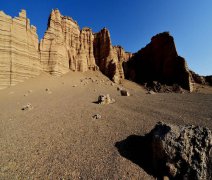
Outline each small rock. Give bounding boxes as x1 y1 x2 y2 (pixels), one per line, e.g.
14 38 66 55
72 85 77 87
45 88 52 94
120 90 130 96
97 94 115 104
92 114 101 120
21 103 33 111
28 90 32 93
117 87 122 91
163 176 169 180
147 90 156 94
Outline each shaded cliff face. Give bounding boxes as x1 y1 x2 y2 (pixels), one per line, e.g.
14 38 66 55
0 10 40 89
94 29 132 83
40 9 97 75
123 32 192 91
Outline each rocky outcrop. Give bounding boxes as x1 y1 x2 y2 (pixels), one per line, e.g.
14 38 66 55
94 29 132 83
0 9 207 91
123 32 193 91
150 122 212 180
190 70 212 86
0 10 40 89
39 10 131 82
40 9 97 75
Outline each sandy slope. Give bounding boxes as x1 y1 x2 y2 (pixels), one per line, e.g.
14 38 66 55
0 71 212 179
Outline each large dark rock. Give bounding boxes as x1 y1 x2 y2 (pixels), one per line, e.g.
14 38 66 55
123 32 192 91
150 122 212 179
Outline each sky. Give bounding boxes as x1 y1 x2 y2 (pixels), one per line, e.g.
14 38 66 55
0 0 211 75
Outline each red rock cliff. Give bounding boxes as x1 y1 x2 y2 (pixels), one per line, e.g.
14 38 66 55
123 32 193 91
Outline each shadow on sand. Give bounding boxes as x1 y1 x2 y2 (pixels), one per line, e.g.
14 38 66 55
115 134 157 178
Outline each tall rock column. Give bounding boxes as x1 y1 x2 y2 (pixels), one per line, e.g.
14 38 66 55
40 9 97 75
94 28 131 83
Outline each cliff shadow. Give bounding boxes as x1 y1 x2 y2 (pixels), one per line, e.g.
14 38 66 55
115 134 157 178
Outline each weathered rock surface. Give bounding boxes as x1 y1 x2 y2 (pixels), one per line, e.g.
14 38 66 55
40 9 97 75
120 89 130 96
150 122 212 179
97 94 115 104
145 81 185 93
190 70 212 86
0 9 208 91
123 32 193 91
0 10 40 89
94 29 132 83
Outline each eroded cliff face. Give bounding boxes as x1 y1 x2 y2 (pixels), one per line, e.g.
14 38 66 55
39 9 97 75
94 28 132 83
123 32 193 91
0 10 40 89
0 9 131 89
0 9 199 91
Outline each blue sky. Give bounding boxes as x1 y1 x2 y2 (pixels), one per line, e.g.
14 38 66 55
0 0 211 75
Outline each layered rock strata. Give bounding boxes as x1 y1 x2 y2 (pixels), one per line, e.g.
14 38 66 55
123 32 193 91
0 10 40 89
0 9 205 92
40 9 97 75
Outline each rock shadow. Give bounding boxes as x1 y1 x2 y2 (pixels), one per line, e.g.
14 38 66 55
115 134 157 178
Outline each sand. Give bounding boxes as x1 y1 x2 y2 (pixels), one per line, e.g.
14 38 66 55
0 71 212 179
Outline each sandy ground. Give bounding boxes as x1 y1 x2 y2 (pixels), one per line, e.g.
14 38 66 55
0 71 212 179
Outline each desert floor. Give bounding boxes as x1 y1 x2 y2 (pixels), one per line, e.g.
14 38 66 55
0 71 212 179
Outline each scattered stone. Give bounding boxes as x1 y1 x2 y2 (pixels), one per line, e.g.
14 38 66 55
92 114 101 120
45 88 52 94
149 122 212 179
147 90 156 94
97 94 115 104
72 85 77 87
21 103 33 111
145 81 185 93
120 90 130 96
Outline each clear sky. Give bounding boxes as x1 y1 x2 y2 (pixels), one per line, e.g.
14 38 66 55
0 0 211 75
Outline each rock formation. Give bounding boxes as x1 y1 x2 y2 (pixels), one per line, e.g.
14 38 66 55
149 122 212 180
0 10 40 89
39 9 131 83
0 9 208 91
94 29 132 83
40 9 97 75
123 32 193 91
190 70 212 86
